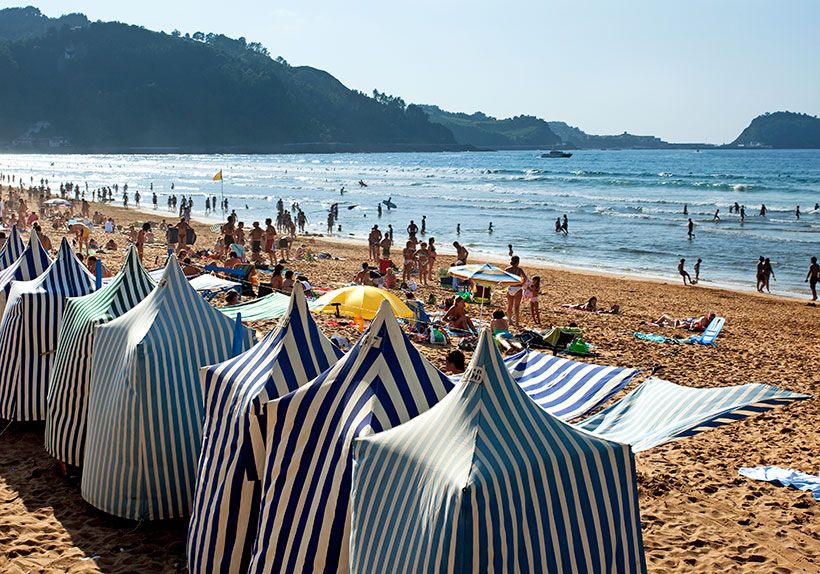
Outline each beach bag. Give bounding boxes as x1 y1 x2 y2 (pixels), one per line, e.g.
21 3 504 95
567 337 591 356
429 328 447 346
458 336 477 352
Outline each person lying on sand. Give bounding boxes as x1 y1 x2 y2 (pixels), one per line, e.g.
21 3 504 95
443 298 476 333
562 296 598 312
647 312 714 330
491 309 524 354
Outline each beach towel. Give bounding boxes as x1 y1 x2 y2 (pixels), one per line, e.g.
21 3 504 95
634 332 692 344
739 466 820 502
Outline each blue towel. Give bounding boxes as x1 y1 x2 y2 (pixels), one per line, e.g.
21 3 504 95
739 466 820 502
634 332 692 344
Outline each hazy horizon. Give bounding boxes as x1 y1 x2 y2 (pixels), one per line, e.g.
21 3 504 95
20 1 820 144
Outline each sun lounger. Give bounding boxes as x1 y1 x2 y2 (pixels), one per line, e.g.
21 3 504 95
689 315 725 346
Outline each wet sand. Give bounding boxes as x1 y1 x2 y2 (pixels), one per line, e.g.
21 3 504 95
0 199 817 573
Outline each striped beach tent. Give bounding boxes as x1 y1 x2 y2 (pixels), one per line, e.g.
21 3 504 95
81 256 255 521
0 238 95 421
0 225 25 270
247 301 453 574
576 377 810 452
349 329 646 573
104 268 240 295
188 287 342 574
217 291 291 322
495 350 638 420
0 229 52 314
45 245 156 466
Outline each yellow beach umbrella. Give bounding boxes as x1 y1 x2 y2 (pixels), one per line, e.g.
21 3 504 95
310 285 412 321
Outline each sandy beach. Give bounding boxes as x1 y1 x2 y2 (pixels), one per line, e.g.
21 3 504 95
0 198 817 573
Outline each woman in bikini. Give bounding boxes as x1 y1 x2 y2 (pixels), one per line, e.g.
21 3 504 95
505 256 527 327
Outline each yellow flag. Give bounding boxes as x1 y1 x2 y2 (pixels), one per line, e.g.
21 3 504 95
213 170 223 181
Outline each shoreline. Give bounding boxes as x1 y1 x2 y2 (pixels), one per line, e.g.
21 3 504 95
124 203 813 303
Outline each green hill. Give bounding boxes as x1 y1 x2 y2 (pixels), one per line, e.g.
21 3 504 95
0 8 458 153
419 105 561 148
728 112 820 149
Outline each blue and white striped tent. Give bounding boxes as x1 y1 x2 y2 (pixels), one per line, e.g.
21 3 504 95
576 377 810 452
188 286 342 574
496 350 638 420
350 329 646 573
0 229 52 315
0 238 94 421
247 301 453 573
81 256 255 521
45 245 156 466
0 225 25 270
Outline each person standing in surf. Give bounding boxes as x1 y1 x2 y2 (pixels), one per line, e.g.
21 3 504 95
806 256 819 301
688 218 695 239
678 258 692 285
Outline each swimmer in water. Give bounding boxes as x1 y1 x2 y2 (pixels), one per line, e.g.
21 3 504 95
760 204 767 217
688 218 694 239
488 222 493 233
713 209 720 221
456 223 460 235
555 217 562 233
683 204 688 215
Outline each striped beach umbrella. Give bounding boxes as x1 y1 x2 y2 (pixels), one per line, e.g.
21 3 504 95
0 238 95 422
349 329 646 573
187 287 342 574
0 225 25 271
447 263 524 286
247 301 453 573
577 377 810 452
81 256 255 521
0 229 52 315
45 245 156 466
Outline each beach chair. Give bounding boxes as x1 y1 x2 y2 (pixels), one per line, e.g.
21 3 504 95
689 316 725 346
405 299 432 333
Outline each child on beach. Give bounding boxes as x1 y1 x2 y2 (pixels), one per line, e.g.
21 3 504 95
528 276 541 325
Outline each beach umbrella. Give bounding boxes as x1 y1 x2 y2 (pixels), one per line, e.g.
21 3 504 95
310 285 412 321
448 263 523 316
448 262 523 286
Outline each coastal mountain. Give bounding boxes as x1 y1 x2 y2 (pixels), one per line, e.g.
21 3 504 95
419 106 561 149
420 106 700 150
728 112 820 149
0 8 458 153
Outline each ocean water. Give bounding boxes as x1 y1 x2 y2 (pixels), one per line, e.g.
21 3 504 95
1 149 818 297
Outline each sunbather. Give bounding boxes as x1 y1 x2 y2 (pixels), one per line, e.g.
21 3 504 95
491 310 523 354
562 296 598 311
443 298 476 333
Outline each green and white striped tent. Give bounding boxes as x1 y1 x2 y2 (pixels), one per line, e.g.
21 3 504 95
350 329 646 573
218 291 291 322
0 238 95 421
45 245 156 466
81 256 255 521
0 225 25 270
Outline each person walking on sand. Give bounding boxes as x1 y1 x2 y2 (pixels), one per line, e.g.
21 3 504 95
506 256 527 327
694 258 702 283
136 222 150 261
687 218 695 239
678 258 692 285
763 257 775 293
806 256 819 301
453 241 469 264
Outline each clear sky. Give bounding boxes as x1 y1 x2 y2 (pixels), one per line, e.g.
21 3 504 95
27 0 820 143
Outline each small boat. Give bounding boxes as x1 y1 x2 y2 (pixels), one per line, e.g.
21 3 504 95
542 150 573 158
